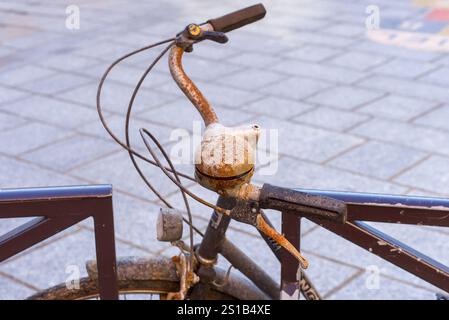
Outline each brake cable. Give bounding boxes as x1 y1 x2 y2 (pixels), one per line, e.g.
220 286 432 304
123 42 175 210
139 127 196 258
123 42 233 261
96 38 186 176
121 42 232 215
96 37 233 261
122 42 200 258
96 39 203 241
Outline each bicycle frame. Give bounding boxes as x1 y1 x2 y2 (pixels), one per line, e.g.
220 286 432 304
192 191 449 300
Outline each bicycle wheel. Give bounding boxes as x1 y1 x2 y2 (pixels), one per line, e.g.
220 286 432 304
28 277 234 300
27 256 268 300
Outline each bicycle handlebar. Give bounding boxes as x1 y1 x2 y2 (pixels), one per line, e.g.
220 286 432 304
169 5 266 127
206 3 266 33
258 184 347 223
168 5 348 225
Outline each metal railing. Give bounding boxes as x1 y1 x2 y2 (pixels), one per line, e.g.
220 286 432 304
0 185 119 300
280 190 449 298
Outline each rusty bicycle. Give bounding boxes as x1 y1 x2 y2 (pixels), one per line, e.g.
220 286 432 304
27 4 449 300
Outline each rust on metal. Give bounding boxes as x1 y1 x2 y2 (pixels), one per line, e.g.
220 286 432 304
311 218 449 293
169 42 263 200
86 256 178 282
196 196 279 299
194 123 260 196
169 43 261 197
295 188 449 227
256 214 308 269
259 183 347 223
236 183 261 201
168 45 219 126
157 208 184 242
167 253 199 300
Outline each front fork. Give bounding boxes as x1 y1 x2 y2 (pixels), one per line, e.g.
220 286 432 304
190 197 234 299
196 197 234 263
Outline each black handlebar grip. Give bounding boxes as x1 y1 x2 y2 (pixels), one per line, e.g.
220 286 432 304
258 184 347 224
207 4 266 33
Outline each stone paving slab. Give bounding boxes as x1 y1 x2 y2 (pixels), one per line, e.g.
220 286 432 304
395 156 449 194
57 80 176 114
0 65 56 86
156 79 266 109
413 105 449 131
351 118 449 157
0 110 28 131
260 76 333 101
328 51 390 71
294 106 369 131
1 0 449 300
0 95 101 129
254 115 364 162
0 86 29 105
270 59 367 84
21 134 119 172
372 59 437 79
328 141 428 180
20 73 92 95
76 113 175 149
0 154 83 188
419 67 449 87
0 122 72 155
359 75 449 103
253 156 408 194
305 85 385 110
358 94 439 121
243 96 314 120
0 275 36 300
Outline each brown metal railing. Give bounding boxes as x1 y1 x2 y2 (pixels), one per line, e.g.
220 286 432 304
280 190 449 298
0 185 118 300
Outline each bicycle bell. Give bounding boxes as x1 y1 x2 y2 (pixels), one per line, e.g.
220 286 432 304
195 122 260 197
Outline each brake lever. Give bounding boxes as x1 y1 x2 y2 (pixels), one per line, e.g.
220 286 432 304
201 30 228 43
230 201 309 269
176 23 228 51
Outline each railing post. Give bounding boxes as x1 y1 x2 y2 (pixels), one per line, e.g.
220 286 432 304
280 211 301 300
93 198 119 300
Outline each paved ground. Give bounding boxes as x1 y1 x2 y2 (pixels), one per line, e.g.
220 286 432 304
1 0 449 299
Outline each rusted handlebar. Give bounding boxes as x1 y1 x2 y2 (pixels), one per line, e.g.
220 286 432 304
168 45 219 126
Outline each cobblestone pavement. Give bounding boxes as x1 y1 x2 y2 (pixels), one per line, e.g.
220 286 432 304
1 0 449 299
